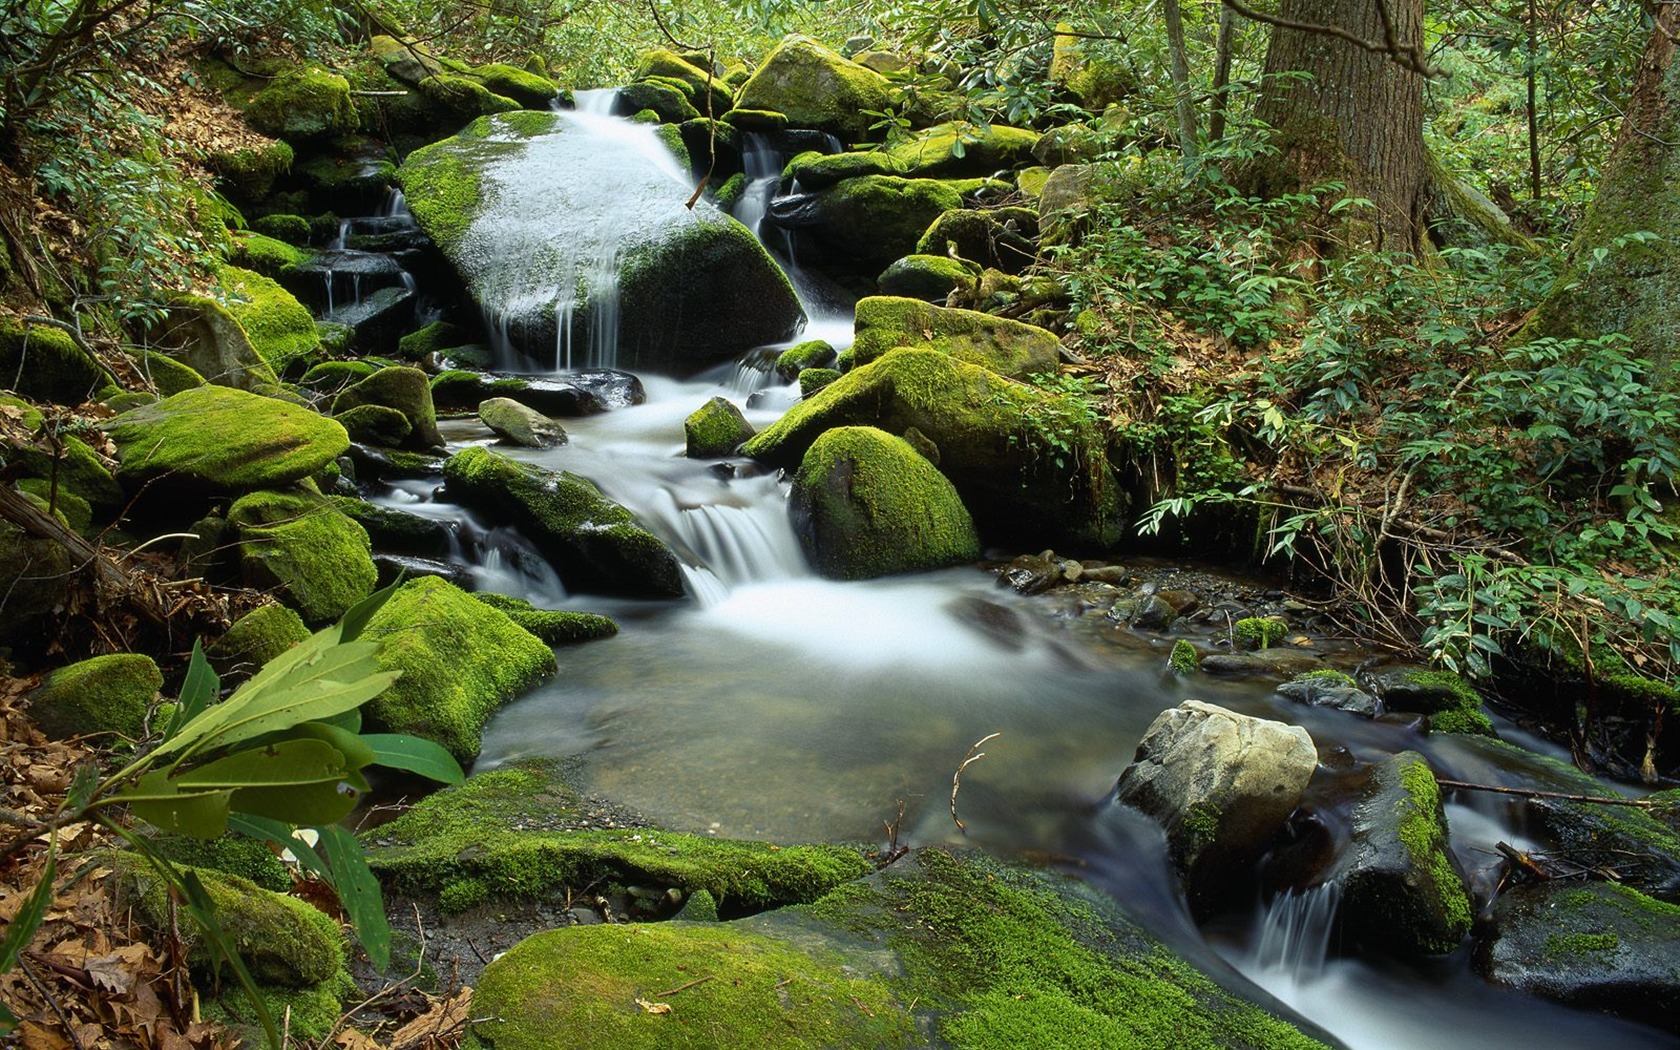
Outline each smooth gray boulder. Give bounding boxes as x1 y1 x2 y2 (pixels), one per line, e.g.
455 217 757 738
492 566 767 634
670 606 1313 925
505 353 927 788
479 397 567 448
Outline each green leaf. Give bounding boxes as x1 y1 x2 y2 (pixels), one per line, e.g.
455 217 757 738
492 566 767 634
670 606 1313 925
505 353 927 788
227 814 331 881
175 738 355 792
165 640 219 742
339 578 401 643
362 733 465 785
230 778 361 827
0 846 55 975
0 1000 17 1035
293 721 377 771
118 769 232 838
178 869 280 1050
317 825 391 972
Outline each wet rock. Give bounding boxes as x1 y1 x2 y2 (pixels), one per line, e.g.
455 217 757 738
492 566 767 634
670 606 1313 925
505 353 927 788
333 365 445 450
1116 700 1317 905
1277 671 1379 717
321 285 415 355
1128 593 1179 630
1332 751 1472 957
480 397 568 449
1368 666 1494 736
849 296 1062 380
945 595 1028 652
1478 880 1680 1032
684 396 754 458
372 553 474 590
1000 552 1064 595
281 250 408 312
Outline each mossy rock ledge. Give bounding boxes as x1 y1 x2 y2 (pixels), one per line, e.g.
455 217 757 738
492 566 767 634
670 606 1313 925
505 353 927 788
464 847 1331 1050
850 295 1062 379
102 385 349 498
0 320 109 404
441 446 683 598
742 348 1123 551
397 111 804 371
790 426 980 579
362 577 556 762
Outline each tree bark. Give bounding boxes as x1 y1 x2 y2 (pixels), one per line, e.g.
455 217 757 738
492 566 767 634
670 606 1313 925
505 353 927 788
1522 5 1680 375
1241 0 1428 253
1162 0 1200 164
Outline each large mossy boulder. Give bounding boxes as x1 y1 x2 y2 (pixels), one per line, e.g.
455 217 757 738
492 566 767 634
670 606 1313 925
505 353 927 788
633 49 734 116
217 266 321 376
1115 700 1317 906
467 846 1331 1050
228 488 377 624
1476 880 1680 1032
155 295 283 393
28 653 160 741
0 320 109 404
768 175 964 275
441 446 683 597
331 365 444 449
734 35 891 141
0 521 73 649
876 254 976 301
104 385 349 497
1331 751 1472 957
915 207 1039 273
363 761 869 914
885 121 1041 178
206 602 311 679
789 426 979 579
243 67 357 142
362 577 556 762
398 111 803 372
850 296 1061 379
742 348 1122 550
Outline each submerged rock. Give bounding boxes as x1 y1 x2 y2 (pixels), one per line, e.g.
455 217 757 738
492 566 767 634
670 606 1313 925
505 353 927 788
789 426 980 579
398 111 804 372
1331 751 1472 957
442 446 683 597
743 348 1122 550
1477 880 1680 1032
1116 700 1318 904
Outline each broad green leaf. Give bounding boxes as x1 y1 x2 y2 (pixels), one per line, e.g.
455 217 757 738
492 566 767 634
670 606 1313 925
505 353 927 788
117 769 232 837
175 738 353 791
230 777 361 827
317 825 391 972
0 846 55 974
165 640 219 742
292 722 377 772
339 578 401 643
362 733 465 785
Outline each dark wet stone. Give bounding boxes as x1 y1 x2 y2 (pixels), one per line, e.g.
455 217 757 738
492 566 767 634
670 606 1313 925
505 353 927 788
946 595 1027 652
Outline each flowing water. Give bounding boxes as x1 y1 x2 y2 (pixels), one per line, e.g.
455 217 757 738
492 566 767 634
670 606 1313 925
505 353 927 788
355 104 1675 1050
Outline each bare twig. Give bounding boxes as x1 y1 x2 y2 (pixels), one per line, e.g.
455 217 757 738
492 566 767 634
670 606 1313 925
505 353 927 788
655 975 713 997
950 733 1000 834
1437 779 1662 808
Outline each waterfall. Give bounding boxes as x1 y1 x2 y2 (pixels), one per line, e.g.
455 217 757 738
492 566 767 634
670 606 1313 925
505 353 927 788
1250 883 1340 984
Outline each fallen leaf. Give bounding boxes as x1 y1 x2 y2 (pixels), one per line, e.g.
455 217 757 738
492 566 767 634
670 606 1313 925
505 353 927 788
634 998 671 1015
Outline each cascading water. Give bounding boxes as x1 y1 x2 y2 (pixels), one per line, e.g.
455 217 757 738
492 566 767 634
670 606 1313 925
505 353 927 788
385 102 1675 1050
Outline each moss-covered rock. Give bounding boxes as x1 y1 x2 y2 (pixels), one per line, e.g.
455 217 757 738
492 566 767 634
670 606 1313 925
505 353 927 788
217 265 321 376
17 479 92 534
442 446 683 597
735 35 892 141
362 577 555 761
104 385 349 496
299 359 378 394
332 365 444 449
252 213 312 245
884 121 1041 179
784 149 906 189
478 396 567 448
774 339 837 381
28 653 160 741
334 403 412 447
1332 751 1472 957
1369 666 1495 735
329 496 453 558
1477 880 1680 1032
789 426 979 579
0 521 72 651
113 851 347 988
471 62 560 108
134 349 206 396
468 593 618 644
228 231 311 278
684 396 754 458
154 293 283 393
744 348 1122 550
243 67 358 142
781 176 965 275
633 49 733 116
208 139 295 201
914 207 1039 273
396 320 470 361
206 602 311 679
877 254 977 301
0 320 109 404
799 367 840 397
146 832 292 892
850 296 1061 379
1050 24 1137 109
363 762 871 913
9 432 123 517
228 488 377 624
618 79 700 123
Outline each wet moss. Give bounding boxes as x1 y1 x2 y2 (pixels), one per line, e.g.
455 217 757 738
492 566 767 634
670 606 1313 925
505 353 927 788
364 763 872 913
1168 639 1198 676
468 592 619 644
1234 616 1286 650
216 265 321 374
1545 931 1620 956
773 339 836 382
1394 756 1474 948
362 576 556 761
798 367 839 397
684 396 754 458
29 653 160 741
228 488 377 624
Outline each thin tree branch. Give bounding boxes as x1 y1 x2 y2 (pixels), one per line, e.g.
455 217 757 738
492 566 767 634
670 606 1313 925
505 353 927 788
1223 0 1445 77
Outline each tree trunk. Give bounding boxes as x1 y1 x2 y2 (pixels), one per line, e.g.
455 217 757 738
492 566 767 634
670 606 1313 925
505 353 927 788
1242 0 1428 253
1522 5 1680 373
1162 0 1200 164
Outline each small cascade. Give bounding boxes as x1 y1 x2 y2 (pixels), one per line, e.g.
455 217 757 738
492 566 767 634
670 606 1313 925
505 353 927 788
304 187 427 329
1249 883 1340 985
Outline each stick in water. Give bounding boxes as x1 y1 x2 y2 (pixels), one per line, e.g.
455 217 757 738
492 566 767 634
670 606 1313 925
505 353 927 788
950 733 1001 834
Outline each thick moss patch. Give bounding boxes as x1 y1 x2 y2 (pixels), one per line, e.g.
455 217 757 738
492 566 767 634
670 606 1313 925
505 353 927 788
364 762 871 914
362 577 556 762
684 396 754 458
228 488 377 624
734 35 891 140
0 319 108 404
850 296 1061 379
468 592 618 644
243 67 357 142
216 265 321 375
206 602 311 678
28 653 160 741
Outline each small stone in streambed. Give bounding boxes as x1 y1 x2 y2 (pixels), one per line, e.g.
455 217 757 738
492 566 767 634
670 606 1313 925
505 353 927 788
479 397 567 448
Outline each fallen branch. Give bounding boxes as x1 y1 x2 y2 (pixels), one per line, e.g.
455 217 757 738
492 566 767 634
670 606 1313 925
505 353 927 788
1437 778 1664 809
655 975 712 997
950 732 999 835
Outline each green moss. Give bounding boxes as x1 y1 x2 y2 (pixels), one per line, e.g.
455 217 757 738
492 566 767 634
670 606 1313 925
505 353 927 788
206 602 311 677
1234 617 1287 650
365 763 871 912
797 368 839 398
397 320 470 360
801 849 1326 1050
810 176 967 272
791 426 980 579
735 35 892 140
300 359 378 394
1167 639 1199 676
1429 706 1495 735
362 577 556 761
0 319 109 404
1394 757 1474 948
8 432 121 517
397 112 552 255
877 254 977 301
883 121 1041 179
136 349 206 395
1545 931 1620 956
785 149 905 188
774 339 837 381
333 365 444 449
470 922 912 1050
684 396 754 458
251 213 311 245
244 67 358 142
228 488 376 624
470 63 560 108
206 972 355 1045
28 653 160 741
1294 669 1357 686
18 479 92 533
216 265 321 374
849 296 1059 379
147 832 292 892
336 403 412 447
210 140 295 199
468 593 620 644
